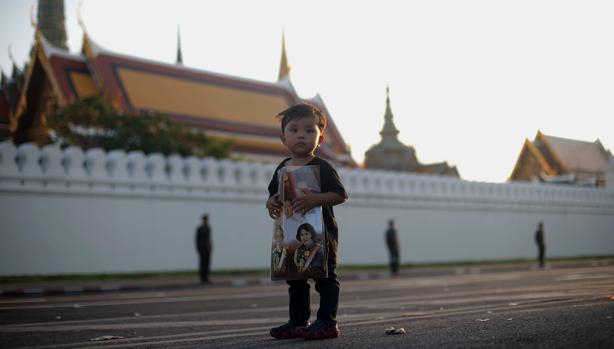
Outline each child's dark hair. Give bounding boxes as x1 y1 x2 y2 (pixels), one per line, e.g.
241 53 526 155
277 103 326 133
296 223 317 241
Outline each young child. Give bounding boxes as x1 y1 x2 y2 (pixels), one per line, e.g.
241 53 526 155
266 103 348 340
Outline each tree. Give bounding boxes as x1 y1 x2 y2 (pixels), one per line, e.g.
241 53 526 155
47 96 232 158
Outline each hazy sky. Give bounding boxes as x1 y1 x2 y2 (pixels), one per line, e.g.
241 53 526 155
1 0 613 183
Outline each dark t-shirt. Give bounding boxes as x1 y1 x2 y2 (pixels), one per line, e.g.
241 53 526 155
268 156 348 263
385 228 399 254
535 228 544 246
196 224 211 252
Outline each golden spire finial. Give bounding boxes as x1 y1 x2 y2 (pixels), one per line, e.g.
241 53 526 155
381 85 399 140
30 4 37 28
176 26 183 65
278 30 291 81
77 1 87 34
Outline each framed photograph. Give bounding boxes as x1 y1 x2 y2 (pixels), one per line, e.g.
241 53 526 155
271 165 327 280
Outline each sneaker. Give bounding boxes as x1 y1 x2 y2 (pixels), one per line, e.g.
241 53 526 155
270 321 309 339
297 319 340 340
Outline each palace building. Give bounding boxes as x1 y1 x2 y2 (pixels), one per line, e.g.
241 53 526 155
1 0 356 167
509 130 612 187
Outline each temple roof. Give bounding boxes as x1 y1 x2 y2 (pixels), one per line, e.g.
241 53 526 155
509 130 612 186
542 133 611 174
12 30 355 166
415 162 460 177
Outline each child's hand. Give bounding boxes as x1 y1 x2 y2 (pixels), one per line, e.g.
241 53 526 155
291 188 318 216
266 194 282 219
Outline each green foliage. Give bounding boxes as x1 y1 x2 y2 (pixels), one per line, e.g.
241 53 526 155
47 96 232 158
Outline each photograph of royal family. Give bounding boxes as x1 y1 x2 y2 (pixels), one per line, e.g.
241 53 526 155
271 165 327 280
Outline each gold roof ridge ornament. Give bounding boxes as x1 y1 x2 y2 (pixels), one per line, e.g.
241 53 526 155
8 45 18 69
277 30 291 81
77 0 87 36
77 3 116 109
176 26 183 65
380 85 400 141
30 3 37 28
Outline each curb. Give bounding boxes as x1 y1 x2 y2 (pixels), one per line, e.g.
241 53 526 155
0 273 391 297
2 260 611 297
0 277 274 297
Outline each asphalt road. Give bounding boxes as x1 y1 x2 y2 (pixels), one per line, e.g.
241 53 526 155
1 264 613 348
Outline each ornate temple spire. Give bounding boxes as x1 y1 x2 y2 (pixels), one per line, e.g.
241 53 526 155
37 0 68 49
277 31 291 81
176 26 183 65
380 85 400 140
364 85 420 171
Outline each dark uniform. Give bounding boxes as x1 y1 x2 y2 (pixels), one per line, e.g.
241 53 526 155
535 223 545 268
385 223 400 275
196 217 212 282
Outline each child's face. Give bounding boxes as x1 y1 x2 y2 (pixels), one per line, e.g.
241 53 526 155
299 229 312 244
281 116 323 158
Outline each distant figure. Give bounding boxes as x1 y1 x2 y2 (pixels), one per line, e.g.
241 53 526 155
196 214 212 283
385 219 400 275
535 222 545 268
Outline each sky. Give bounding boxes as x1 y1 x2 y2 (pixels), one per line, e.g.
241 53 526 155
1 0 613 183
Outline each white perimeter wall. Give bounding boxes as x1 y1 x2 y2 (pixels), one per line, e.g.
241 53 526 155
1 142 613 276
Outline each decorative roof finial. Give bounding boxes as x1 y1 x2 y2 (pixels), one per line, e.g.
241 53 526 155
278 30 291 81
176 26 183 65
77 0 87 34
380 85 400 140
30 4 37 28
8 45 18 67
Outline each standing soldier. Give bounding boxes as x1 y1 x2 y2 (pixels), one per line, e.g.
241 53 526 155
385 219 400 275
196 214 212 283
535 222 545 268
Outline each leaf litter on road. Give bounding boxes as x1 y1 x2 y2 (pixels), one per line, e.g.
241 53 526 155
89 335 125 341
385 327 406 335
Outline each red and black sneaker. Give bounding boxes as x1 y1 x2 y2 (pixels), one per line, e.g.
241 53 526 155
270 321 309 339
297 320 340 340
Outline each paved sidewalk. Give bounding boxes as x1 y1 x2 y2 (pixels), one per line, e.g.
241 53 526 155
1 258 611 297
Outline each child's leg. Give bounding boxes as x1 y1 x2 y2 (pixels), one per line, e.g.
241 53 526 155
287 279 311 324
314 263 340 325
